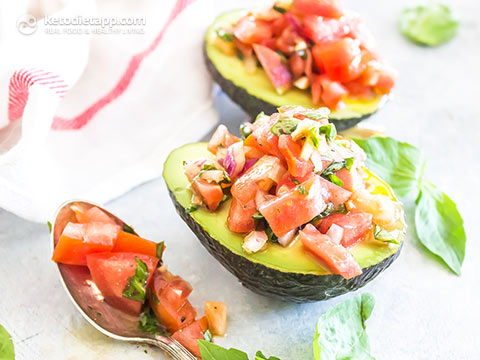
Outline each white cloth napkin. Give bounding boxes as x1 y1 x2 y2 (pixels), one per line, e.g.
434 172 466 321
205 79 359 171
0 0 217 222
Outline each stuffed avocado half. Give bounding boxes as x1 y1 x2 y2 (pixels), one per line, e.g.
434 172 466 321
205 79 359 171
204 5 396 130
163 106 405 302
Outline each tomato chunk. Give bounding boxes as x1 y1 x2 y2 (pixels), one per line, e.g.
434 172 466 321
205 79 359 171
227 198 256 233
234 16 272 44
318 210 373 247
86 252 158 315
172 319 205 358
253 44 292 94
292 0 343 18
75 206 116 224
205 301 227 336
112 231 158 258
192 179 224 212
317 176 352 206
299 224 362 279
52 222 121 266
312 38 364 82
207 124 240 155
232 155 286 205
150 269 197 333
278 134 313 178
259 176 327 236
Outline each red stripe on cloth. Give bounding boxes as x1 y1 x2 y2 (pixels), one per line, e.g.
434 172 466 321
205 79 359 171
51 0 196 131
8 69 68 121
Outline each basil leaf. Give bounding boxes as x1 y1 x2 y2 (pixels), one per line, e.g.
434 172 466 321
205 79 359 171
156 241 165 261
328 174 343 187
300 111 328 121
373 225 403 245
314 293 375 360
353 136 424 197
415 180 466 275
240 123 253 140
255 351 281 360
139 306 168 335
266 225 278 244
123 222 136 234
198 340 249 360
47 221 52 233
186 205 198 214
270 118 300 136
122 257 150 301
273 5 287 14
298 185 307 195
344 157 354 171
321 161 346 176
308 127 319 148
319 124 337 142
399 3 459 46
0 324 14 360
215 28 234 42
252 212 265 229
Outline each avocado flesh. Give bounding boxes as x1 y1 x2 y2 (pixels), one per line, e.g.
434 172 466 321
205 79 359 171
163 143 403 277
204 10 386 128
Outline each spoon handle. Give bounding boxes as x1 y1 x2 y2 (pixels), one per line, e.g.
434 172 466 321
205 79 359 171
149 335 198 360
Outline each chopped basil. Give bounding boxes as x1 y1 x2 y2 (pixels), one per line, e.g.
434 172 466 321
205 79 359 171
321 161 345 176
310 202 347 223
256 351 281 360
308 127 320 148
273 5 287 13
139 306 169 335
265 225 278 244
122 222 136 235
291 178 300 185
186 205 198 213
300 112 328 121
236 49 244 60
275 49 287 62
255 111 265 121
373 225 403 245
122 257 150 301
298 49 307 60
215 28 234 42
152 293 160 305
240 123 253 139
319 123 337 142
298 185 307 195
182 160 187 166
252 212 265 228
329 174 344 187
156 241 165 261
269 118 300 136
203 329 213 342
344 157 354 170
47 221 52 233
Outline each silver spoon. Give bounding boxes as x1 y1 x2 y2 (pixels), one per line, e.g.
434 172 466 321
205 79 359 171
51 200 197 360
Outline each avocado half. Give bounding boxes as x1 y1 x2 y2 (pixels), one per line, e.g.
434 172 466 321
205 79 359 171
163 142 404 302
204 10 388 131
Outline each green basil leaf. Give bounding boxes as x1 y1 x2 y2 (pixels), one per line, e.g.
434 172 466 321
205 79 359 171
272 5 287 14
308 127 319 148
198 340 249 360
186 205 198 214
328 174 343 187
139 306 168 335
255 350 281 360
240 123 253 140
353 136 424 197
373 225 403 245
122 222 136 234
215 28 234 42
415 180 466 275
321 161 346 176
122 257 149 301
399 3 459 46
156 241 165 261
0 324 14 360
270 118 300 136
47 221 52 233
319 123 337 142
314 293 375 360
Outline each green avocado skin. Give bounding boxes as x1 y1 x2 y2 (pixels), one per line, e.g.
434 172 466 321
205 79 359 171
168 188 403 303
203 45 366 131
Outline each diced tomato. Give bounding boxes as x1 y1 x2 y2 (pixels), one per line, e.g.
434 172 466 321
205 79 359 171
318 210 373 247
334 168 355 191
311 74 323 105
317 175 352 206
253 44 292 95
303 15 349 43
75 206 115 224
373 62 397 94
319 76 348 108
207 124 240 155
192 179 224 212
343 78 373 97
172 319 205 358
150 269 197 333
271 15 288 36
292 0 343 18
112 231 158 258
275 172 314 195
259 176 327 236
228 198 257 233
234 16 272 44
299 224 362 279
52 222 121 266
86 252 158 315
278 135 314 178
312 38 364 82
289 52 306 79
275 26 299 54
232 155 286 205
205 301 227 337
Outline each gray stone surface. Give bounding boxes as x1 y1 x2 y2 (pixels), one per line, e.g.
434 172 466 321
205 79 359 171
1 0 479 359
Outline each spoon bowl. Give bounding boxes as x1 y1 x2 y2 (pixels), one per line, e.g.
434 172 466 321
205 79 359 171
51 200 197 360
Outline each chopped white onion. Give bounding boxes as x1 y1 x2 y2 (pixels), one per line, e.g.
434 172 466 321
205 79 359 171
242 231 268 254
277 230 297 247
327 224 344 244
